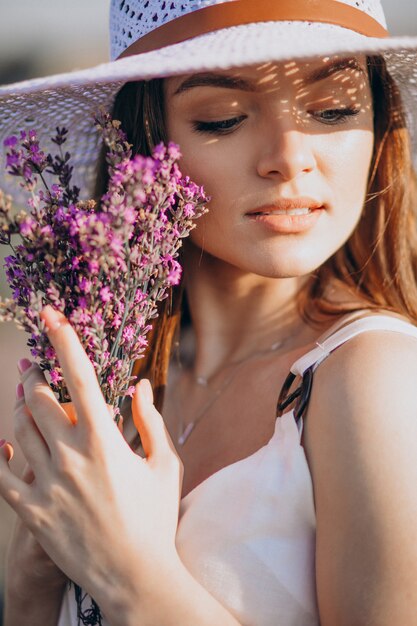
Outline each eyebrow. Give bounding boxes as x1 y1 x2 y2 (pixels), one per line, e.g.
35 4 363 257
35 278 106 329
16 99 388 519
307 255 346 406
173 73 257 95
302 57 366 85
173 57 366 95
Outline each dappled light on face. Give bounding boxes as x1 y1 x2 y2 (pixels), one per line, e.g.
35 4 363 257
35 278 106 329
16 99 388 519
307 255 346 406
163 54 377 280
255 61 282 84
248 55 373 132
204 137 221 145
287 56 369 130
165 53 374 152
284 66 300 78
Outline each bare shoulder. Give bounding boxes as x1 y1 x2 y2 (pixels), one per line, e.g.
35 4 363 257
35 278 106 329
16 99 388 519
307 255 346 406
304 325 417 626
310 323 417 427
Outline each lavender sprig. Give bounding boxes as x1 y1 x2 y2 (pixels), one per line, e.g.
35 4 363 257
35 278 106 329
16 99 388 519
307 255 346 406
0 112 208 412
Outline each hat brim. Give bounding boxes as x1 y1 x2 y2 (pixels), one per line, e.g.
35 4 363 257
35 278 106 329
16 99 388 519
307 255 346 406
1 20 417 201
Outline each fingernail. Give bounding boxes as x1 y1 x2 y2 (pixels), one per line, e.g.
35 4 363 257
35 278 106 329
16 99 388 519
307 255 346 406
141 379 154 404
40 305 64 332
16 383 24 399
0 439 5 448
17 358 32 374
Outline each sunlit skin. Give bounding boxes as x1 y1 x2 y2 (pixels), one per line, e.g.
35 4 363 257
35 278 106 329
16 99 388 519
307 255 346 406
163 55 375 379
166 55 373 277
3 55 417 626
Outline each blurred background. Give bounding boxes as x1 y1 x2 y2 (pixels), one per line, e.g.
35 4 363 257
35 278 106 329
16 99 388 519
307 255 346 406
0 0 110 620
0 0 110 84
0 0 416 621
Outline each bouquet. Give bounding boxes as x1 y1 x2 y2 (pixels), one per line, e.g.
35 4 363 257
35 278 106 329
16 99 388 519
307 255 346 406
0 111 208 415
0 111 208 624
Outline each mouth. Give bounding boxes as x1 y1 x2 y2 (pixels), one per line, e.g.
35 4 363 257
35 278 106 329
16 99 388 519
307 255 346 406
246 197 324 216
249 207 319 216
245 198 325 234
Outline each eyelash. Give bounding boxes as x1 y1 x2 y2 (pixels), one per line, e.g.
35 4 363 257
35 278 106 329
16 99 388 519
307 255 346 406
192 106 361 135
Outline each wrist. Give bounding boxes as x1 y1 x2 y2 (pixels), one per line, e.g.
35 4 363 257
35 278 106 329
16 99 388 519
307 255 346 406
96 552 184 626
99 553 241 626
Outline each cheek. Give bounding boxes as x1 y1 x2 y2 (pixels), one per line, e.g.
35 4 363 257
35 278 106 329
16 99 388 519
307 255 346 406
172 136 246 243
166 106 250 208
173 128 244 196
322 128 374 224
165 115 240 250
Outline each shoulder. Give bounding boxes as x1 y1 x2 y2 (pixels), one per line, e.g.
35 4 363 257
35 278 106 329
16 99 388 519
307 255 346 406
305 323 417 486
303 319 417 625
305 314 417 464
312 318 417 420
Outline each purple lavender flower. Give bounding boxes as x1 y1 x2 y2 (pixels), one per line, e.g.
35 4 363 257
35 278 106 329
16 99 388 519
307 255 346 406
0 110 209 411
3 136 18 148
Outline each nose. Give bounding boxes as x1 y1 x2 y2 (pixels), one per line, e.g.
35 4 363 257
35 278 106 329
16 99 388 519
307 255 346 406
256 119 317 181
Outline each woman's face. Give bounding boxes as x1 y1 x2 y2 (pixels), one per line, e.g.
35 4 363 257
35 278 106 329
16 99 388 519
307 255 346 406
164 55 374 278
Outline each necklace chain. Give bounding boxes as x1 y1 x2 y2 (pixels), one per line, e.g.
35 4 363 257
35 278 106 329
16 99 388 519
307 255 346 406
176 337 288 446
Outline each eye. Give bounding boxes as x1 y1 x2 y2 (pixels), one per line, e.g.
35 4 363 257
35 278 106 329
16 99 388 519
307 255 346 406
192 115 246 135
310 106 361 125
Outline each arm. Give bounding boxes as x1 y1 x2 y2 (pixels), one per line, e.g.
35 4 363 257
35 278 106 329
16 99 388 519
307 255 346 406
4 580 66 626
305 330 417 626
102 408 242 625
100 553 242 626
0 308 241 626
2 461 67 626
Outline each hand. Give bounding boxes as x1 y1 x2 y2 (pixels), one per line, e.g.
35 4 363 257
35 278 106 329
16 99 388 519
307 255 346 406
5 385 128 605
0 305 184 615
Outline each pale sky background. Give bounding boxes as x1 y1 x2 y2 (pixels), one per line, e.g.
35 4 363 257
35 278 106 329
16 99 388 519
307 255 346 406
0 0 416 609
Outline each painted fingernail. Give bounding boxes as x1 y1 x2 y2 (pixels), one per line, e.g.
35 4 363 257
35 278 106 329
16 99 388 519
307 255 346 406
40 305 64 332
16 383 24 399
0 442 14 461
17 358 32 374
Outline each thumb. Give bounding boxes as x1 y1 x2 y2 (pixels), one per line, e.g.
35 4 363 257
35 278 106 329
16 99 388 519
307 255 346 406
131 379 170 460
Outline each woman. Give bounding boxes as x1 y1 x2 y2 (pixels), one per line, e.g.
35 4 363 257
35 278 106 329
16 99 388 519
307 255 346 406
1 1 417 625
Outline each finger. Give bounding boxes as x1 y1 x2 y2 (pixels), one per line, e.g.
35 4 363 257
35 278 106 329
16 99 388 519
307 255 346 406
18 362 73 446
14 388 51 478
39 306 110 431
131 379 176 462
21 462 35 485
0 441 30 510
0 440 14 463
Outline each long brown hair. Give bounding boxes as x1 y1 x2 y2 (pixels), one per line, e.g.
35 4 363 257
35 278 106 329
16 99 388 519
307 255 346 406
94 56 417 412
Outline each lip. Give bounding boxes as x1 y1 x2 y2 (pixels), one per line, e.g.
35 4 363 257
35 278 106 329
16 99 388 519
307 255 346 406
246 197 325 234
246 197 324 214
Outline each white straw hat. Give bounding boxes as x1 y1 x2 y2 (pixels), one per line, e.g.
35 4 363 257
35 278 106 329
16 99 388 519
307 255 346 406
1 0 417 199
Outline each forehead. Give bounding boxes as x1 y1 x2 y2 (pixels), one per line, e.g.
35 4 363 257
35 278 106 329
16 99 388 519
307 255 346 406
166 54 369 97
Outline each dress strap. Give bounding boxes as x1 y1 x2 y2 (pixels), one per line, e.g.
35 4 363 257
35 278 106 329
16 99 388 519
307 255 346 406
277 314 417 425
290 314 417 376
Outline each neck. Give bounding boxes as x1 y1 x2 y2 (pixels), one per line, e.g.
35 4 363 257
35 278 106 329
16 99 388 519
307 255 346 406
181 243 318 380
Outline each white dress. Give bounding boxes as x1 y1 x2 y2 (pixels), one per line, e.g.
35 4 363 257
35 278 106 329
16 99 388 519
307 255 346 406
58 314 417 625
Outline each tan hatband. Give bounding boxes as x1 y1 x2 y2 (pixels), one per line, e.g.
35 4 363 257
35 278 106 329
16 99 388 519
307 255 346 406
118 0 389 59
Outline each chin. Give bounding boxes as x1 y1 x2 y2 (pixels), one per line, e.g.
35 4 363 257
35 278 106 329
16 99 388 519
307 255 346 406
236 250 334 279
251 265 317 280
187 237 341 278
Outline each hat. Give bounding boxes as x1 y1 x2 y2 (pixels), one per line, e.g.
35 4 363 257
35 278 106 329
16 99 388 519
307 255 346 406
1 0 417 200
